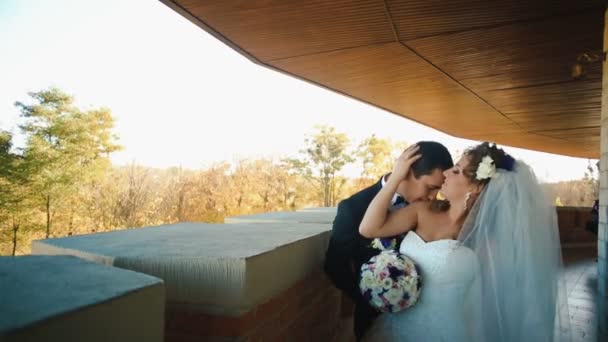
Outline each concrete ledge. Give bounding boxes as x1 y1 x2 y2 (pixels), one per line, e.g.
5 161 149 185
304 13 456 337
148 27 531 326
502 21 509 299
0 255 165 342
32 222 331 316
225 207 336 224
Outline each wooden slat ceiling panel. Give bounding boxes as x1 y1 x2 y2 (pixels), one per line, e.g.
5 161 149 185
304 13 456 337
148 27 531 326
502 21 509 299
404 12 603 91
388 0 603 41
560 136 601 154
471 133 597 158
271 42 521 135
534 127 600 139
162 0 606 157
176 0 395 62
485 82 601 115
405 11 603 149
507 110 601 131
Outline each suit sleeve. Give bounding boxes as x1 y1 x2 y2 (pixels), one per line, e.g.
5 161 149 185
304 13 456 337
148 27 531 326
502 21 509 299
324 200 363 301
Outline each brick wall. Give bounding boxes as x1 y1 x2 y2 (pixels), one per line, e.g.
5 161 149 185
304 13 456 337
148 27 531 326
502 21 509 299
556 206 596 244
165 271 354 342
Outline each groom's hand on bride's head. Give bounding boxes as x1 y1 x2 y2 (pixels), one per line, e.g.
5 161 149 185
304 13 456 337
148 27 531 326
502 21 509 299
392 145 421 180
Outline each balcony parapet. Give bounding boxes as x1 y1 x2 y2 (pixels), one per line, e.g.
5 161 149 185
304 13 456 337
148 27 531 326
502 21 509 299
33 222 330 317
225 207 337 224
0 255 165 342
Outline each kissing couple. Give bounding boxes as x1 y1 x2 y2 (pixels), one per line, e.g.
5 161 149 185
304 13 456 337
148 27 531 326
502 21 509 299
325 141 571 342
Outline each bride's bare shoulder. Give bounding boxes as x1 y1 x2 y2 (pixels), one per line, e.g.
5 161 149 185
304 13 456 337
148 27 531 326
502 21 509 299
416 200 449 216
408 201 434 214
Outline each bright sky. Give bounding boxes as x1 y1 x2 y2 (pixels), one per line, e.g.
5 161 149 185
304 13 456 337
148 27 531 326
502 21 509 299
0 0 597 182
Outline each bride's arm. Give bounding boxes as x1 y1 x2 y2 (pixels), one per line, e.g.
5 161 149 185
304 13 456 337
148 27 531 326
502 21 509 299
359 145 421 238
360 202 421 238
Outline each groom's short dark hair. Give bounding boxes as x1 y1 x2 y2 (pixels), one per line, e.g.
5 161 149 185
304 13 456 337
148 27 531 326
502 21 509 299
411 141 453 178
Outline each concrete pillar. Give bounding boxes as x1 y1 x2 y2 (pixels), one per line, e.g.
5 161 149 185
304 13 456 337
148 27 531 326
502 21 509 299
598 6 608 337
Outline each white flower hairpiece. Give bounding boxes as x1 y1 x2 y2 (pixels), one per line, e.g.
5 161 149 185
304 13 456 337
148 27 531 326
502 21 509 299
476 155 496 180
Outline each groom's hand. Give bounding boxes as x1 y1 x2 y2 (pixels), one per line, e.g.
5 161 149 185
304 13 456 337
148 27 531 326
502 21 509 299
390 145 421 183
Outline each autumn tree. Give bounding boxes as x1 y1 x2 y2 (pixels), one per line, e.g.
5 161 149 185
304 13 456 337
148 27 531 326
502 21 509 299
16 87 121 238
298 125 353 207
583 159 599 201
0 130 36 255
356 134 409 188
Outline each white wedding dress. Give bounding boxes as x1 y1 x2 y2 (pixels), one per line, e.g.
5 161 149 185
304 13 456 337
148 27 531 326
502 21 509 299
363 230 480 342
365 163 571 342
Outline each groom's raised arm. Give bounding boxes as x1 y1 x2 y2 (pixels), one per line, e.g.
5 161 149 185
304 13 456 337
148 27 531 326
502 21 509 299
324 200 362 301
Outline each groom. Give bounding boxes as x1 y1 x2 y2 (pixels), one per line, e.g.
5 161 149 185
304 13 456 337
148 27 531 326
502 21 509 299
324 141 453 341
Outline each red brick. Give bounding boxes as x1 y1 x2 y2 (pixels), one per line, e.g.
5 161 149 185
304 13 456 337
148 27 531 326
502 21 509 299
284 275 312 299
165 332 207 342
339 294 355 317
272 328 295 342
245 314 284 341
167 309 258 337
292 286 321 310
254 292 290 322
166 271 348 341
305 272 330 294
277 301 301 327
288 297 326 333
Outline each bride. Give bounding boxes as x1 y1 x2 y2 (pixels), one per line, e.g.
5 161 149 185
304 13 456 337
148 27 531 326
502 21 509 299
359 142 571 342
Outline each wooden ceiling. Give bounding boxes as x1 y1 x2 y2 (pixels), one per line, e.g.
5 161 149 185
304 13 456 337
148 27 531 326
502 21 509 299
161 0 606 158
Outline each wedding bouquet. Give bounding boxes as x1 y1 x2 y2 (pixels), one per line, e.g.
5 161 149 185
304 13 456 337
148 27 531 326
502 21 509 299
359 250 422 313
370 237 397 251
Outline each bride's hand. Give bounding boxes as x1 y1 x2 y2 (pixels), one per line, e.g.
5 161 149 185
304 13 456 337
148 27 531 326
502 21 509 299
390 145 421 182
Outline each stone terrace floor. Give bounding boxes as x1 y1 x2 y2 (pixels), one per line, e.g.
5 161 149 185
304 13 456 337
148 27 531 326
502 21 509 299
563 245 602 342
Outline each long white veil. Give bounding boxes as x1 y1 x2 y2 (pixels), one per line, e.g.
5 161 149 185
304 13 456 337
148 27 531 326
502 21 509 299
458 161 571 341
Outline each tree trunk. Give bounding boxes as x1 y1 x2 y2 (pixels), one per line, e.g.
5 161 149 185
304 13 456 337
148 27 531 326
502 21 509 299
45 194 51 238
290 193 297 210
323 174 331 207
11 217 19 256
329 176 336 207
263 190 269 210
177 187 185 222
68 206 74 236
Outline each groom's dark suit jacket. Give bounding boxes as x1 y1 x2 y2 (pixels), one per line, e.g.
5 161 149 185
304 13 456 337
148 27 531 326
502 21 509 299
324 177 405 341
